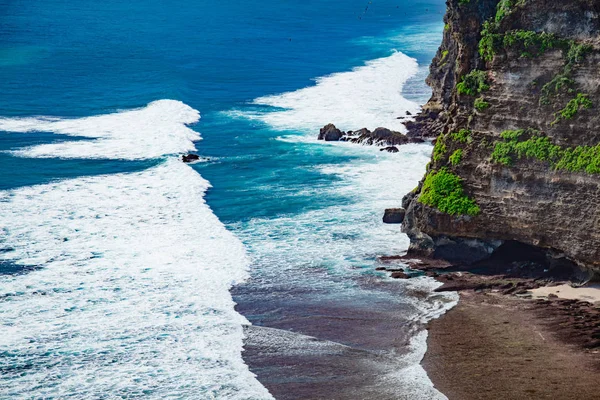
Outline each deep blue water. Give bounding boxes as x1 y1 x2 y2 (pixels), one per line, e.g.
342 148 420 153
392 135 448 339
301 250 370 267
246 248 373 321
0 1 454 398
1 0 444 193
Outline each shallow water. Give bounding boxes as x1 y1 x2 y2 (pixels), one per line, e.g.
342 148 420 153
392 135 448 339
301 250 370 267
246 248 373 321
0 1 456 398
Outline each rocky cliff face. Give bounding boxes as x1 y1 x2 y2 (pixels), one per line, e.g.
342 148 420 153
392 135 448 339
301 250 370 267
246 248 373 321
403 0 600 277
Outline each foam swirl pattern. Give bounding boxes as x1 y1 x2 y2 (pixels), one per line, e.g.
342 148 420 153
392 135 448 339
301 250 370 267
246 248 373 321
0 101 273 399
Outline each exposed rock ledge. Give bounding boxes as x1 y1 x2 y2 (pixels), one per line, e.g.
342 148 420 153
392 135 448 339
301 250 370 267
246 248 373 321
318 123 426 150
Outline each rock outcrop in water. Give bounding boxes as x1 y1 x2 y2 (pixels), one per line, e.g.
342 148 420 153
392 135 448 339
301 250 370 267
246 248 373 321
403 0 600 278
318 124 344 141
318 124 425 146
182 153 200 163
383 208 406 224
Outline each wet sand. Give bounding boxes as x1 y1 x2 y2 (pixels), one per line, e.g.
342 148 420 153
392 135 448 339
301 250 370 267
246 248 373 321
234 274 456 400
423 292 600 400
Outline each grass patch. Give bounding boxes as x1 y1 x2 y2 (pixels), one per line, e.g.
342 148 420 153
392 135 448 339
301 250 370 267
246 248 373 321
418 168 480 216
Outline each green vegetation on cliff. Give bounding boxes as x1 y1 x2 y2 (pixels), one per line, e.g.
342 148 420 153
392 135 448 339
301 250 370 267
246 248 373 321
495 0 526 22
418 168 480 216
552 93 593 125
480 25 561 61
540 69 575 106
492 129 600 174
449 149 463 166
539 43 591 106
474 97 490 111
433 137 447 162
478 0 589 64
451 129 473 144
457 70 489 96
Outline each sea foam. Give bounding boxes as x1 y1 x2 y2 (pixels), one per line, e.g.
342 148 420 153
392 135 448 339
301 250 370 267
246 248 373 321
0 102 273 399
0 100 201 160
229 48 455 397
236 51 420 133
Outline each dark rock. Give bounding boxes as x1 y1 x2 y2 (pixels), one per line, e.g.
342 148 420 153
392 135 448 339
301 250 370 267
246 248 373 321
182 154 200 163
318 124 428 148
391 271 409 279
318 124 344 141
383 208 406 224
380 146 399 153
375 267 387 271
406 111 412 116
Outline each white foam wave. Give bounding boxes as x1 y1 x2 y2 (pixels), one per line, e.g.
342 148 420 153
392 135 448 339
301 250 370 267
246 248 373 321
0 100 200 159
235 51 420 133
231 141 457 398
0 160 272 399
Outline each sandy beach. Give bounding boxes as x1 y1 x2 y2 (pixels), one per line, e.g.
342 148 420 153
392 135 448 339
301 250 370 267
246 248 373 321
423 291 600 400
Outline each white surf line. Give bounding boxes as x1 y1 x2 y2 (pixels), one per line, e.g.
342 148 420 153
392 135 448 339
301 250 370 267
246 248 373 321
231 51 421 133
0 100 200 160
0 101 274 399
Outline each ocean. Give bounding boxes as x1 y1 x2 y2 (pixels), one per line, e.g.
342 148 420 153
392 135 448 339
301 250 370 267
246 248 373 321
0 1 457 398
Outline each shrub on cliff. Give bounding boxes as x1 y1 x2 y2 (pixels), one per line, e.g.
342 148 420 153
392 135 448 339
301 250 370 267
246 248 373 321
491 129 600 174
418 168 480 216
552 93 593 125
433 137 447 162
457 70 489 96
451 129 473 144
474 97 490 111
450 149 463 166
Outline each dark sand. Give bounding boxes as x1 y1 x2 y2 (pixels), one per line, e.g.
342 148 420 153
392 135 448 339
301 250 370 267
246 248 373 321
234 274 456 400
423 292 600 400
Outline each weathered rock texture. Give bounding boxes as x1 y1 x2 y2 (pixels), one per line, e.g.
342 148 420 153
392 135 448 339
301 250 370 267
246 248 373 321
383 208 406 224
403 0 600 277
317 124 425 146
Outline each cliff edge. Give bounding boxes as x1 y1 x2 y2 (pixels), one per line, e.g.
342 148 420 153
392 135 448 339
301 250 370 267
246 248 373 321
403 0 600 278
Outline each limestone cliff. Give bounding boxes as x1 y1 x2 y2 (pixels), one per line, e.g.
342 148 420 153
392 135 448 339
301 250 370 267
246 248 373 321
403 0 600 277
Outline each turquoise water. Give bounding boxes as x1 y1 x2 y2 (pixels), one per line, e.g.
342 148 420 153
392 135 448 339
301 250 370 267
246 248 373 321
0 1 457 398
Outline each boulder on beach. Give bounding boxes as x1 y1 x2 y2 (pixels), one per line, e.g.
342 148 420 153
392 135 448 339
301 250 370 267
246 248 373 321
383 208 406 224
318 124 344 141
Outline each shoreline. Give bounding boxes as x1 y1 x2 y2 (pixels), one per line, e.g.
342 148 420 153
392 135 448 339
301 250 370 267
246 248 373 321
394 253 600 399
234 271 457 399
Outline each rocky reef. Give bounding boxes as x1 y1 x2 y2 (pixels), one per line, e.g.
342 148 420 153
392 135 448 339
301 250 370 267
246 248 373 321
403 0 600 278
318 123 425 151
